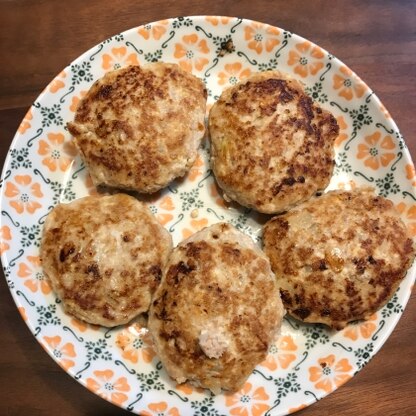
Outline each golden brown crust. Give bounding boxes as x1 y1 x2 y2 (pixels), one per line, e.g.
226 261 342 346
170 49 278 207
148 223 284 393
68 63 207 193
40 194 172 327
209 71 339 213
263 188 415 329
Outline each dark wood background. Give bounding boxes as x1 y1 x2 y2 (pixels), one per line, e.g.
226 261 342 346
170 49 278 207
0 1 415 415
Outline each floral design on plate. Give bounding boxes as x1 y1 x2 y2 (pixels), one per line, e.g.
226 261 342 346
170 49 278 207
0 16 415 416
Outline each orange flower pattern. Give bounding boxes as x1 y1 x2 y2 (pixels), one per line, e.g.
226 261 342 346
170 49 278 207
225 382 270 416
138 20 168 40
396 202 416 237
205 16 231 26
141 402 180 416
309 354 352 393
334 115 349 147
17 255 51 294
70 90 87 112
343 314 378 341
0 225 11 254
86 370 130 406
244 21 280 54
333 66 367 101
174 34 210 72
357 131 396 170
115 323 155 364
186 154 204 181
210 182 240 209
159 195 175 210
155 195 175 226
17 108 33 134
182 217 209 239
210 182 227 208
4 175 43 214
380 102 391 119
260 335 297 371
38 132 77 172
43 336 76 371
102 47 140 71
70 317 100 332
175 382 204 395
287 41 324 77
217 62 252 87
405 163 416 186
48 70 66 93
71 318 88 332
18 306 27 321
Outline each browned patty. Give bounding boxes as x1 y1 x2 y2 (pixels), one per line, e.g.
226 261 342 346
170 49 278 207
68 63 207 193
263 188 415 329
148 223 284 393
40 194 172 327
209 71 339 214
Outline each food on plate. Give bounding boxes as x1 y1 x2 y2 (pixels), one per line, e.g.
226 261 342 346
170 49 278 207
67 63 207 193
40 193 172 327
263 188 415 330
148 223 285 393
208 71 339 214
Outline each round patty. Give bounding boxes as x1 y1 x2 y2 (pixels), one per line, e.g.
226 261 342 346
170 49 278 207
148 223 284 393
40 193 172 327
209 71 339 214
67 63 207 193
263 188 415 329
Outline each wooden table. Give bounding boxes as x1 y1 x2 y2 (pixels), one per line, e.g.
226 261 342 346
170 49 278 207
0 1 415 415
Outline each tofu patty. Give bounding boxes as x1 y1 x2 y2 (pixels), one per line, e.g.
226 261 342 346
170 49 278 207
209 71 339 213
40 193 172 327
148 223 285 393
68 63 207 193
263 188 415 329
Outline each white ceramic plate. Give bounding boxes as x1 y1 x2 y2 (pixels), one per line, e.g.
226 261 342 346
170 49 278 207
1 16 415 416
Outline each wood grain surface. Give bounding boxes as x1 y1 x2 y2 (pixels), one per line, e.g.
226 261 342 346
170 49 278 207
0 1 415 415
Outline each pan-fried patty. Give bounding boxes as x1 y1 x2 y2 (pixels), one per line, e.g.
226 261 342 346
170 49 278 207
40 194 172 327
263 188 415 329
67 63 207 193
209 71 339 214
148 223 284 393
